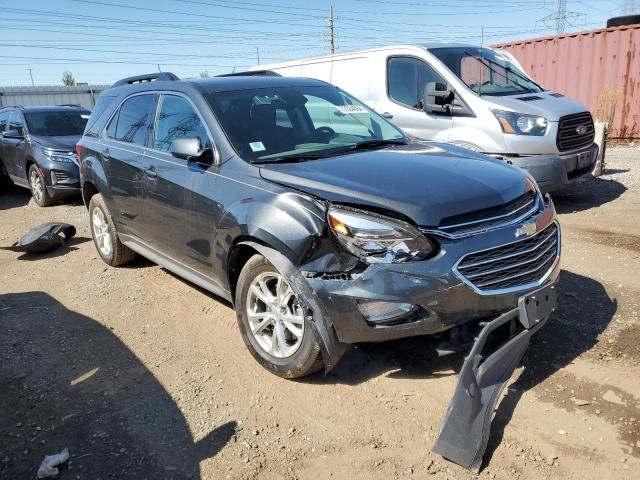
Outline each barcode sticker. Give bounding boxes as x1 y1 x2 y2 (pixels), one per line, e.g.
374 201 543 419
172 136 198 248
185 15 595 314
336 105 368 114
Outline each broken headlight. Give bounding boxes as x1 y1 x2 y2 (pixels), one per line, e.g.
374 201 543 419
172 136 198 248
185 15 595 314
328 207 434 263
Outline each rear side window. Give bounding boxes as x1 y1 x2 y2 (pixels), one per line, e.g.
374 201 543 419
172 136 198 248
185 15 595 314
153 95 209 153
0 111 11 132
84 94 116 137
109 94 156 146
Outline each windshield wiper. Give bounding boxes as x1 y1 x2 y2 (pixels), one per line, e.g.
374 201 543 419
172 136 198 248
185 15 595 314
463 50 540 94
348 139 408 150
251 150 343 164
251 140 408 164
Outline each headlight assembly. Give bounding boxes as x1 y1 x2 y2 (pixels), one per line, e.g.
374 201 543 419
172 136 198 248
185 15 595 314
492 110 548 136
42 148 78 164
328 207 434 263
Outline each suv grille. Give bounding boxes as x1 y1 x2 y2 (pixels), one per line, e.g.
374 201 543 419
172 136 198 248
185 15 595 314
433 191 540 238
456 223 559 292
557 112 594 152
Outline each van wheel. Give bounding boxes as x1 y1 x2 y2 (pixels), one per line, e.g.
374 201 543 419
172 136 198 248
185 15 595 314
89 194 136 267
235 254 324 378
29 165 53 207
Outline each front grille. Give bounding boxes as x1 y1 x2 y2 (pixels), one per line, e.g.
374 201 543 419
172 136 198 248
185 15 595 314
435 191 539 238
456 223 559 292
557 112 595 152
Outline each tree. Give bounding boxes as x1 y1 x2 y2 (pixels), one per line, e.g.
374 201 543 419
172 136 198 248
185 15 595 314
62 71 76 86
199 71 210 78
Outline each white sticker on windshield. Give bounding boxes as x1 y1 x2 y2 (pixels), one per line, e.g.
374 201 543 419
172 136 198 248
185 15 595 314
81 114 90 119
249 141 266 152
335 105 368 114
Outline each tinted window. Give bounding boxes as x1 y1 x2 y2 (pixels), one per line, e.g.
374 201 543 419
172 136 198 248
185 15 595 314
153 95 209 153
85 94 116 137
388 57 446 109
8 112 25 135
0 111 11 132
24 111 88 136
113 95 155 146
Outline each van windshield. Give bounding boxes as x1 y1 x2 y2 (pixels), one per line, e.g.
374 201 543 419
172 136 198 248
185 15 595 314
205 85 406 163
430 47 542 96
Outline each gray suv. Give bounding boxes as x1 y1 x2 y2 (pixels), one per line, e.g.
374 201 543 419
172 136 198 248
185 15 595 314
0 105 89 206
78 71 560 376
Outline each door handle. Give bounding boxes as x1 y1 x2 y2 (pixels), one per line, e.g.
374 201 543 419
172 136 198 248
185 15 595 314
144 166 157 179
381 112 394 119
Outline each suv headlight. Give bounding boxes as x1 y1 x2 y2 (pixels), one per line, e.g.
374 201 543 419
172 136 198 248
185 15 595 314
492 110 548 136
328 207 434 263
42 148 77 164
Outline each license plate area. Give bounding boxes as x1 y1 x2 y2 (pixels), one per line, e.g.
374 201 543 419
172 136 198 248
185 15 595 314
578 151 593 168
518 283 557 328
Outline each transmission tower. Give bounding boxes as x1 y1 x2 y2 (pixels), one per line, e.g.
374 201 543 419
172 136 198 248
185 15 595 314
538 0 586 34
623 0 636 14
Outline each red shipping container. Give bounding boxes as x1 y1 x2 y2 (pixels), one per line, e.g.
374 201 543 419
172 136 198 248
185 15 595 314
493 23 640 140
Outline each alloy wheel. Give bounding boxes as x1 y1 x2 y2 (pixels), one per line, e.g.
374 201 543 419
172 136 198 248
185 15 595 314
30 169 43 203
91 206 113 258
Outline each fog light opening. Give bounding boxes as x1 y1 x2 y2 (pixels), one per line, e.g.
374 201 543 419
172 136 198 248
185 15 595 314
358 301 418 326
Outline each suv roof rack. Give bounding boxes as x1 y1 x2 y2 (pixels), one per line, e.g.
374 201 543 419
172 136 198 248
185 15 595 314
112 72 179 88
0 104 25 110
216 70 281 77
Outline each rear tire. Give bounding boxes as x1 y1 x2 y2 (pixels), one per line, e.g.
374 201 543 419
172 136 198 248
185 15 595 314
235 254 324 378
29 164 53 207
89 193 136 267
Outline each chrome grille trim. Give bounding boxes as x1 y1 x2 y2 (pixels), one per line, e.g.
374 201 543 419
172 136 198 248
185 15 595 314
454 222 560 295
557 112 595 152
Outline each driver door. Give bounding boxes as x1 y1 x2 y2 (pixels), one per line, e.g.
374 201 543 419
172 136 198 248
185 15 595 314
380 56 452 142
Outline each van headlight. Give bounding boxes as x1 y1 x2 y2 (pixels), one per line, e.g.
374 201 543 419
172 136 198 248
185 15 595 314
328 207 434 263
492 110 548 136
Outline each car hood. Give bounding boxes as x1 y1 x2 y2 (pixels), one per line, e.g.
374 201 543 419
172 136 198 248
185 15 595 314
486 92 588 121
259 142 530 227
30 135 80 153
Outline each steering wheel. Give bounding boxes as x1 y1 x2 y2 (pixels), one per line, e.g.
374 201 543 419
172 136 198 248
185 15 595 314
313 126 336 143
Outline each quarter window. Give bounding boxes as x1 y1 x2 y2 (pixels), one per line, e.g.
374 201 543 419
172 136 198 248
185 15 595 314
153 95 209 153
109 95 156 146
387 57 447 110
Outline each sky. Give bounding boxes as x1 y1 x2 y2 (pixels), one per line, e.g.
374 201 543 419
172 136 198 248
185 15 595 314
0 0 629 87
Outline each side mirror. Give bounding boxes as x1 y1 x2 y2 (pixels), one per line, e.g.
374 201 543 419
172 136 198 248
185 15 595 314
422 82 455 115
170 138 213 165
3 128 25 138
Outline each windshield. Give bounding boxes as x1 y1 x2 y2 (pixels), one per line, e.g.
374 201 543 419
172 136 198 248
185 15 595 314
205 85 405 162
430 47 542 96
24 111 89 136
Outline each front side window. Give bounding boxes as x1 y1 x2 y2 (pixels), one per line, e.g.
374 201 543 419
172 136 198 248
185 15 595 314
430 47 542 96
109 95 156 146
206 85 405 162
24 111 88 136
8 112 25 135
0 111 9 132
153 95 209 153
387 57 447 110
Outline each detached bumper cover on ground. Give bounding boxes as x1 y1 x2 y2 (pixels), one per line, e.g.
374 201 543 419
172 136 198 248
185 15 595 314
432 283 557 471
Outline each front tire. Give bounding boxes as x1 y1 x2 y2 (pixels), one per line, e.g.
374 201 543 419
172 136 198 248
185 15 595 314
89 194 136 267
235 254 323 378
29 164 53 207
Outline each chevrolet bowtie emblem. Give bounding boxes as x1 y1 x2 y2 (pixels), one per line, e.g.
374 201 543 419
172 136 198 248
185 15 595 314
516 222 537 238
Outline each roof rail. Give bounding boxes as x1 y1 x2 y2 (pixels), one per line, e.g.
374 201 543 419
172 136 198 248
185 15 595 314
112 72 179 88
56 103 82 107
0 104 24 110
216 70 281 77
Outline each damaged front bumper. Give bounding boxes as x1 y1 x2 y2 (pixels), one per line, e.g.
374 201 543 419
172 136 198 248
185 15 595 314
432 282 557 471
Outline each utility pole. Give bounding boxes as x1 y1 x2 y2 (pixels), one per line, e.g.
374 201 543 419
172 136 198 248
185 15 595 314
256 47 260 65
157 64 162 72
27 68 34 86
328 5 335 54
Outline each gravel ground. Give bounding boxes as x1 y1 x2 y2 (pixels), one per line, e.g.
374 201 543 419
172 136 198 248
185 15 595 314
0 147 639 480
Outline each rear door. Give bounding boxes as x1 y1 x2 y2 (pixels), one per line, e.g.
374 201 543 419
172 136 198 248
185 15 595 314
144 93 220 274
101 93 157 238
380 56 452 141
0 110 12 176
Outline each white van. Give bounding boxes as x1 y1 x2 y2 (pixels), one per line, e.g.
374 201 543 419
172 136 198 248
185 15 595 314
250 43 598 193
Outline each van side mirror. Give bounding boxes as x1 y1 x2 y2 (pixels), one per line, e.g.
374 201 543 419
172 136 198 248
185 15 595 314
422 82 455 115
170 138 213 165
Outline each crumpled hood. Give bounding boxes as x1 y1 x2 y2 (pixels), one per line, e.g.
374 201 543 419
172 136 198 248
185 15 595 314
486 92 588 121
30 135 80 153
259 142 530 227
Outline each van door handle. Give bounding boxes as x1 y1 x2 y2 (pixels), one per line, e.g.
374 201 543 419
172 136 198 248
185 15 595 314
144 166 157 179
381 112 394 119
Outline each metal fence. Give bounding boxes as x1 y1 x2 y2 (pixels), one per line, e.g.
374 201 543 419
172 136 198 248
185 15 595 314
0 85 110 110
